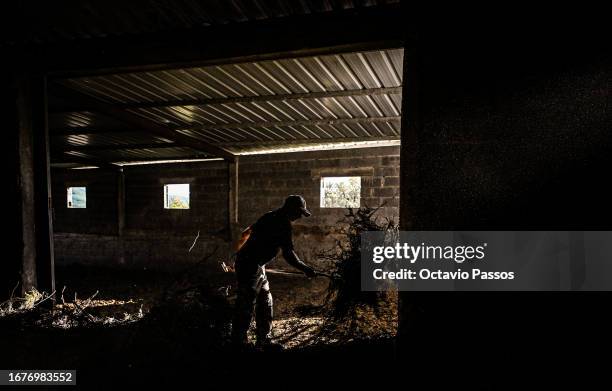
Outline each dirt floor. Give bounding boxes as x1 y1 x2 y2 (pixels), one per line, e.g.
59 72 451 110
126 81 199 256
0 264 397 389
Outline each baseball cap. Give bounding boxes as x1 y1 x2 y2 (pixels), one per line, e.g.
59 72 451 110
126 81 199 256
282 195 311 217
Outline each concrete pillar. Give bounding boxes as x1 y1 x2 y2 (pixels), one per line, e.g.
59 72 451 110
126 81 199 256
32 75 55 296
0 73 24 296
228 158 239 250
3 74 55 296
117 168 126 264
16 76 38 293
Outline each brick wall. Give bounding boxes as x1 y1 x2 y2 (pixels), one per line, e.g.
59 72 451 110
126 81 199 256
52 146 400 269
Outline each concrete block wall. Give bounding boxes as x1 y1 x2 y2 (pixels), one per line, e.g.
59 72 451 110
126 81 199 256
238 146 400 268
124 161 229 234
52 169 119 235
52 146 400 269
52 160 230 269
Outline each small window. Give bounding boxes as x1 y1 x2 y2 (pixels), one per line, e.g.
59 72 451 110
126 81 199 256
164 184 190 209
67 187 86 208
320 177 361 208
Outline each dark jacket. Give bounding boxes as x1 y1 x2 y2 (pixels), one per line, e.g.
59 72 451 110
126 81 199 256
236 209 309 274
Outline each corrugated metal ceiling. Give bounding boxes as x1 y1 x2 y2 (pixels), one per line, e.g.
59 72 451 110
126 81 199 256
52 47 403 163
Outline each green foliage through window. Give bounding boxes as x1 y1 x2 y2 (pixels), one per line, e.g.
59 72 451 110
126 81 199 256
320 177 361 208
164 184 190 209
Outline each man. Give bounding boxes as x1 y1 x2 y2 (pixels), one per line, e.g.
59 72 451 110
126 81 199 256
231 195 317 350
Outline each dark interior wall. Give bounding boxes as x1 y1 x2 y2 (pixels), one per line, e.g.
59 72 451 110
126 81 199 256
52 147 400 268
52 169 119 235
52 160 229 269
398 9 610 381
124 161 229 234
402 31 611 231
52 161 230 235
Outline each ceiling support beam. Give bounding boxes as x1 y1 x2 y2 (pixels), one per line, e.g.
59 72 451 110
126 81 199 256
52 155 215 165
50 83 236 161
57 142 177 152
51 153 121 170
50 128 137 136
218 136 401 149
176 116 401 132
52 87 403 112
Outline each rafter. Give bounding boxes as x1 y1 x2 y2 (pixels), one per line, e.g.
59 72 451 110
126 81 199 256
175 116 401 132
50 83 236 161
57 142 177 152
52 87 402 112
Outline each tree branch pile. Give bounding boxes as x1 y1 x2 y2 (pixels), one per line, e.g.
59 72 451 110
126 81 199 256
317 205 399 338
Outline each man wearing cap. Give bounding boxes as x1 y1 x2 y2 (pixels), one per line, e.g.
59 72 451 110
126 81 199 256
231 195 317 350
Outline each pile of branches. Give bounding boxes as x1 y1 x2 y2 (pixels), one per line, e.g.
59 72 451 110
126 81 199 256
39 289 144 329
0 283 54 318
318 205 398 334
0 283 144 329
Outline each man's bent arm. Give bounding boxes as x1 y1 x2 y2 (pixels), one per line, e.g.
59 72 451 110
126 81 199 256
282 248 313 274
